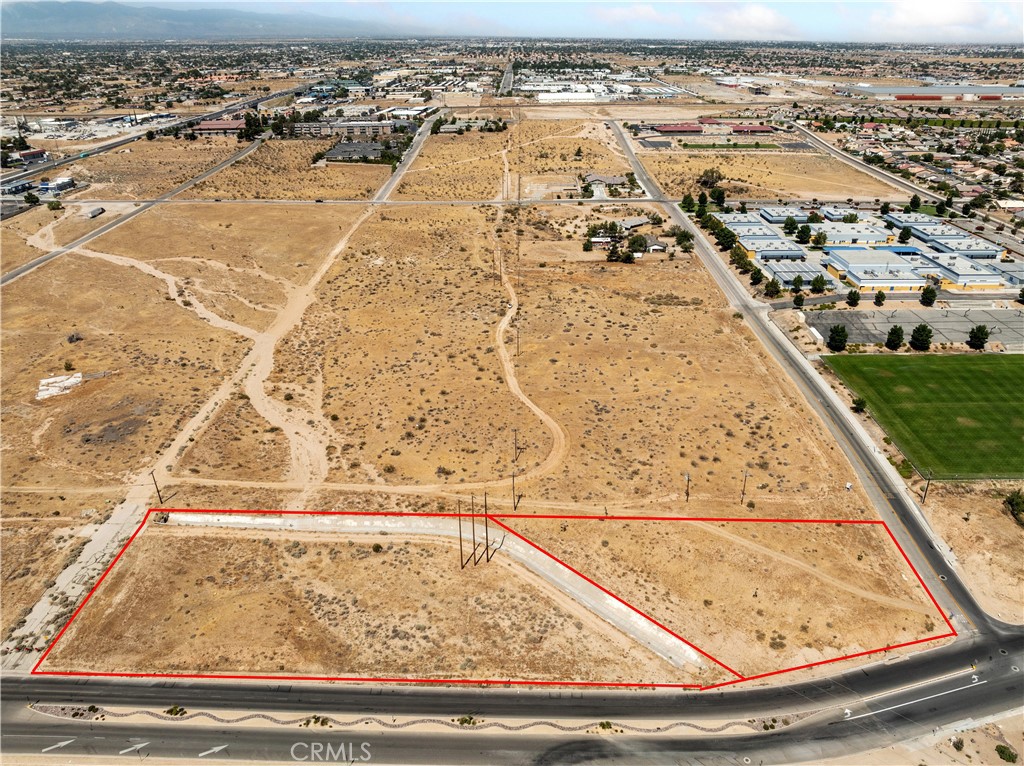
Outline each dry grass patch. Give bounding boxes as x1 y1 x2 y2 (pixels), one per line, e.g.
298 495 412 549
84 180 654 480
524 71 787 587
28 136 240 200
183 139 389 200
512 253 870 514
1 254 249 490
509 120 629 177
637 151 904 201
89 203 365 332
504 517 944 679
267 205 552 486
42 524 697 684
396 131 507 200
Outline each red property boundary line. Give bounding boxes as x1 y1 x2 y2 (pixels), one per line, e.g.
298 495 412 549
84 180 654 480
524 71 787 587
32 509 956 690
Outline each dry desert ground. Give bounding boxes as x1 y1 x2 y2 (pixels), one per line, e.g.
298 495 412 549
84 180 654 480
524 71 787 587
41 523 698 685
637 149 906 201
0 202 133 273
33 136 239 200
182 139 390 201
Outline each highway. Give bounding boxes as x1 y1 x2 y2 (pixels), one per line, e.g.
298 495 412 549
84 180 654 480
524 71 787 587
0 131 271 287
0 119 1020 766
0 87 303 187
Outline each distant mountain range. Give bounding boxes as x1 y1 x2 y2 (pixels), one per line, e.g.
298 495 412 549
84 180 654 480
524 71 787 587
1 1 423 40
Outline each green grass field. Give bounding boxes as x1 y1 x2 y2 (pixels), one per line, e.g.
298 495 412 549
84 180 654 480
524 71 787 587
824 355 1024 479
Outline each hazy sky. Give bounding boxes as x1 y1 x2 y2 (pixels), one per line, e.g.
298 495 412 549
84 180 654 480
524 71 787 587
124 1 1024 43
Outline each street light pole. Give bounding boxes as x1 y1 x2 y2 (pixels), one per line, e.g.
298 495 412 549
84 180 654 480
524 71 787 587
684 472 691 503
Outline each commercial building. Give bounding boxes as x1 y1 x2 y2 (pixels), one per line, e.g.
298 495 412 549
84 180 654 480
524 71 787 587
759 206 809 224
808 223 894 245
325 141 383 162
823 247 927 292
293 120 394 138
37 177 75 194
193 119 246 135
909 253 1003 290
740 237 805 261
712 212 762 226
726 223 780 240
1 180 33 195
758 259 835 289
652 124 704 134
929 235 1004 260
731 124 774 135
820 206 861 221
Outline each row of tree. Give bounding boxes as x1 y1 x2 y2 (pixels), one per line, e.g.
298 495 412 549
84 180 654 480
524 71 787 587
827 322 990 353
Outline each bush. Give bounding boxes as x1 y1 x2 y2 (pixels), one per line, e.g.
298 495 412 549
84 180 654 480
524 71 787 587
846 290 860 307
371 543 384 553
966 324 989 350
763 279 781 298
1004 489 1024 528
996 745 1018 763
47 200 63 211
827 324 848 352
851 397 866 413
793 293 804 308
920 285 937 307
874 290 886 307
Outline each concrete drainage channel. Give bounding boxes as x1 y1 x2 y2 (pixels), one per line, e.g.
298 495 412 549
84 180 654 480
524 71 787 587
166 512 703 672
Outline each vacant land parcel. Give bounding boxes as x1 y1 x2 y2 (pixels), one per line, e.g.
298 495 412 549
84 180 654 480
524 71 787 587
40 521 696 685
183 139 389 200
636 150 904 201
824 355 1024 479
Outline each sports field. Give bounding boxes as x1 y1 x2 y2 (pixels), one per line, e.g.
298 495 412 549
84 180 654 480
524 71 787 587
825 355 1024 479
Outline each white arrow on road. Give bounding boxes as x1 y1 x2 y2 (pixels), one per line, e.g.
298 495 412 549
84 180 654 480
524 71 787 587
41 739 75 752
119 742 150 754
199 744 229 757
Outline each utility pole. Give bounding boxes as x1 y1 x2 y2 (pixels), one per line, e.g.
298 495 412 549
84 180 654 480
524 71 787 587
511 428 526 512
684 472 691 503
740 470 750 505
922 469 933 503
150 470 164 505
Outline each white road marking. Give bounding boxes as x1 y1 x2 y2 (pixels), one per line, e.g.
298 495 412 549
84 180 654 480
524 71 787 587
119 741 150 754
199 744 229 757
41 739 74 752
848 680 987 721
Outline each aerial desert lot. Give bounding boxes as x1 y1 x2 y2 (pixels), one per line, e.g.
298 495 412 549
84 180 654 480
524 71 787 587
637 149 905 200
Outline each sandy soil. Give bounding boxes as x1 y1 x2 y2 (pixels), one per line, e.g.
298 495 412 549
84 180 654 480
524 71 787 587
503 516 944 679
637 150 905 201
1 204 131 273
920 482 1024 624
0 254 250 490
28 136 240 200
263 205 554 487
87 203 365 333
182 139 391 201
42 524 697 684
395 130 507 200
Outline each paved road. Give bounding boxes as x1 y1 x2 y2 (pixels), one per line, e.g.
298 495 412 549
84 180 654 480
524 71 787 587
788 122 942 202
0 88 303 186
500 59 515 95
0 131 271 287
373 113 446 202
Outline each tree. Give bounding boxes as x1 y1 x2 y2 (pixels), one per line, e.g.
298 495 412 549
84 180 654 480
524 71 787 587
750 268 764 286
582 239 593 252
793 292 805 308
145 129 155 140
1019 286 1024 304
811 231 828 248
680 193 695 212
782 216 798 236
935 200 946 215
898 226 912 244
23 192 39 205
846 289 861 307
842 213 859 223
827 324 848 352
910 193 921 211
764 279 782 298
715 228 737 250
810 274 828 294
909 323 933 351
697 191 708 207
966 324 990 350
627 233 648 253
885 325 904 350
874 290 886 307
880 201 891 215
920 285 937 307
795 224 812 244
46 200 62 211
791 275 804 293
574 146 583 158
710 187 726 206
807 211 823 224
697 167 724 188
851 397 867 413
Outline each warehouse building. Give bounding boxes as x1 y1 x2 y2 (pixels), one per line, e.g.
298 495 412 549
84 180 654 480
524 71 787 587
1 180 33 195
